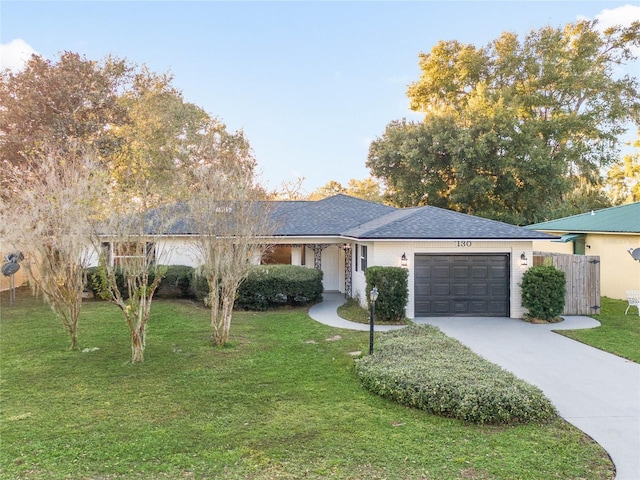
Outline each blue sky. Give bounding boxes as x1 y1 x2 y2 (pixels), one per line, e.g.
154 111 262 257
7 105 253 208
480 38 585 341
2 1 639 194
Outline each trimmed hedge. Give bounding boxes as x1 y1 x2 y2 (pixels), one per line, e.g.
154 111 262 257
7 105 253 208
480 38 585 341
355 325 557 425
521 265 566 320
155 265 194 298
87 265 188 300
86 266 157 300
364 266 408 322
234 265 323 310
88 263 324 310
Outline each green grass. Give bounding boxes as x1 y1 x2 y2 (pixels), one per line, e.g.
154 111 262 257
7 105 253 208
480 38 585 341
337 297 407 325
1 288 613 479
557 297 640 363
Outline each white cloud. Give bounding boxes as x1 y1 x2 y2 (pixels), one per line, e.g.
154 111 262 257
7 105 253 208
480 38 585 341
0 39 37 72
592 4 640 30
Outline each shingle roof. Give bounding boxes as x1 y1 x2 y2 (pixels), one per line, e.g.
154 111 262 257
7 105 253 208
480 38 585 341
270 195 554 240
527 202 640 234
159 194 556 240
343 205 555 240
272 194 396 236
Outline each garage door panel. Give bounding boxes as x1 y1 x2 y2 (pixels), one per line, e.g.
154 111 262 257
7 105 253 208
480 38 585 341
415 301 431 314
433 283 450 295
470 284 488 296
452 284 469 296
414 254 509 317
470 301 488 313
472 266 488 278
434 266 450 278
452 301 470 314
433 301 451 314
491 285 507 295
489 301 508 314
490 266 506 278
452 266 469 278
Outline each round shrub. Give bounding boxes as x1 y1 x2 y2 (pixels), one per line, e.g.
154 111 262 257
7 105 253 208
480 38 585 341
521 265 566 320
364 266 409 322
355 325 557 425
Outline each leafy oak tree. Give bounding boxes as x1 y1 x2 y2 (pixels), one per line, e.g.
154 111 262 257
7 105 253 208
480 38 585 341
606 132 640 204
369 20 640 224
0 52 129 183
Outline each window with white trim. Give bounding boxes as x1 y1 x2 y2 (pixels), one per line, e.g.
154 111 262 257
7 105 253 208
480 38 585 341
360 245 367 271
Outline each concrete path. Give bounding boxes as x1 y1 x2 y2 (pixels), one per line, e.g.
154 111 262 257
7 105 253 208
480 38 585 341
308 292 405 332
309 292 640 480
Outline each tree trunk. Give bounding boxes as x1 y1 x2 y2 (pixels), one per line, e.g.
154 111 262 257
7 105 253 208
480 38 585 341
211 305 223 346
131 326 145 363
69 329 78 351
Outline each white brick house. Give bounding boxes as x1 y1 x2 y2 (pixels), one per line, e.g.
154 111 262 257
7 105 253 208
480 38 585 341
104 194 556 319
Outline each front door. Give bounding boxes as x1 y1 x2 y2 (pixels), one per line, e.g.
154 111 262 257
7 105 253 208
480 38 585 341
321 246 340 291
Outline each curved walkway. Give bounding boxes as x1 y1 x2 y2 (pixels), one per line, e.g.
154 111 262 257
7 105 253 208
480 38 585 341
309 292 640 480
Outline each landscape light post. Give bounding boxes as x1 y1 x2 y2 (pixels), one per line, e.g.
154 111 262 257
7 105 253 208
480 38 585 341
369 286 379 355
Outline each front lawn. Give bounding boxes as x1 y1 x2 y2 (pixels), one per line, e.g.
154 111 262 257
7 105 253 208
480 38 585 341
1 289 613 479
558 297 640 363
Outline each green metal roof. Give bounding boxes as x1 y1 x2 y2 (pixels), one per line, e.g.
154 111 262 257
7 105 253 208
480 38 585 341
527 202 640 233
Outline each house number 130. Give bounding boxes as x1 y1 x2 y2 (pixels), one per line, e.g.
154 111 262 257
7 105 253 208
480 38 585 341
457 241 472 247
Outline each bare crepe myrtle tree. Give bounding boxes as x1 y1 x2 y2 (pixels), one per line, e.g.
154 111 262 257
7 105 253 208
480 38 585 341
93 186 179 363
185 123 274 346
0 142 106 350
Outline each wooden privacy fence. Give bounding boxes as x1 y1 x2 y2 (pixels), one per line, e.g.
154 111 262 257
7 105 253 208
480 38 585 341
533 252 600 315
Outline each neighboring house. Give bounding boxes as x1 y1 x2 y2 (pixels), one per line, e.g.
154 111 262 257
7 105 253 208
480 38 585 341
141 194 555 319
527 202 640 300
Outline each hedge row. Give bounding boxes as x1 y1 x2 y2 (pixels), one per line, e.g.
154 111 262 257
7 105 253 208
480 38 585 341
355 325 557 425
86 266 187 300
235 265 323 310
86 264 322 310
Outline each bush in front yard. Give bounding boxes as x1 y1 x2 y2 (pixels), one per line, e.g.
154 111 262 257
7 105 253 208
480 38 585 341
156 265 194 298
364 266 408 322
521 265 566 320
235 265 323 310
355 325 557 425
86 266 156 300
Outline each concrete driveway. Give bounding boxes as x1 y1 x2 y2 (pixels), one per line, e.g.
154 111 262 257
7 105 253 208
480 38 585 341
309 294 640 479
414 316 640 480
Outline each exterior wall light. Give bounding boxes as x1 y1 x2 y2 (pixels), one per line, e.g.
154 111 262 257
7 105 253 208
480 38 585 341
520 252 528 266
401 253 408 268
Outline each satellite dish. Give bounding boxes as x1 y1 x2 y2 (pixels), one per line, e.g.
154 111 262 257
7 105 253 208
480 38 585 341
1 262 20 276
630 248 640 261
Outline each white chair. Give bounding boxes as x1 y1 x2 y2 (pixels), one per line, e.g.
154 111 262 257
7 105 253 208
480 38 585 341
625 290 640 315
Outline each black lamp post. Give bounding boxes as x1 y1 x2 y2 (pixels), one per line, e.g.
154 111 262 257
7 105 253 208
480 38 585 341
369 286 379 355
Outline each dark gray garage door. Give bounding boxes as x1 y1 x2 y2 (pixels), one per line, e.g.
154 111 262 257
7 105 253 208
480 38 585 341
414 254 510 317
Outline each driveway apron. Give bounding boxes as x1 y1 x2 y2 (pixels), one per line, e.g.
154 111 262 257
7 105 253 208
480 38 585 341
414 316 640 480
